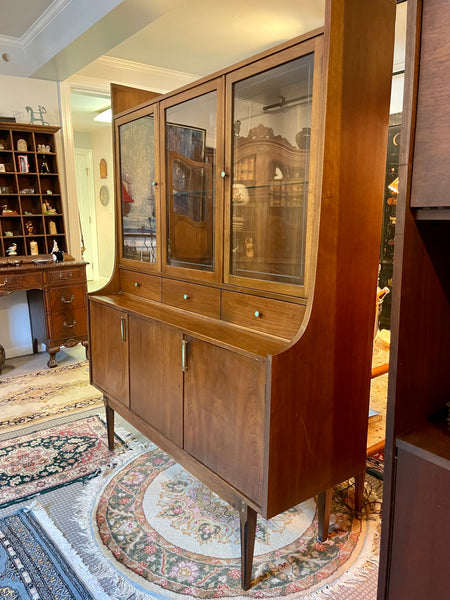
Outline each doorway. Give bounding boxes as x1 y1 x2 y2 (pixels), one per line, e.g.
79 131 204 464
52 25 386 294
74 148 98 281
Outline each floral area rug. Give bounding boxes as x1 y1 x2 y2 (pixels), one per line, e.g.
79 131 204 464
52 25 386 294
0 507 109 599
0 361 103 432
75 444 383 600
0 415 125 509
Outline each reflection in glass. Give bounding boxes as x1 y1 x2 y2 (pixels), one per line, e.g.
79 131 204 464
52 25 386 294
230 53 314 286
165 92 217 271
119 116 156 262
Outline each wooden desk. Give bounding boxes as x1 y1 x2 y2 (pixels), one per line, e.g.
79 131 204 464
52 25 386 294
0 257 88 367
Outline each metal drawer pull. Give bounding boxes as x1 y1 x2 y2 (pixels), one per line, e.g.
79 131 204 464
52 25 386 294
61 294 75 304
120 316 127 342
0 278 7 287
183 294 190 300
59 272 73 280
254 310 263 318
63 320 77 328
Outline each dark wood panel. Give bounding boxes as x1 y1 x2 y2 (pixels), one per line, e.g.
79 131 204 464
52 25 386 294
410 0 450 207
184 338 266 506
48 285 86 313
89 300 129 407
111 83 160 117
48 307 87 340
387 444 450 599
129 316 183 447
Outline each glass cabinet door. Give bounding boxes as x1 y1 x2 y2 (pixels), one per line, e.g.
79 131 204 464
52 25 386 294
162 82 222 280
227 46 318 294
118 111 158 265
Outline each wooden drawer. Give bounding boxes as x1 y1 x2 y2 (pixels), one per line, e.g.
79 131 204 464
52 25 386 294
48 285 86 314
46 266 86 286
162 279 220 318
0 271 42 291
49 307 87 340
120 270 161 302
221 291 305 339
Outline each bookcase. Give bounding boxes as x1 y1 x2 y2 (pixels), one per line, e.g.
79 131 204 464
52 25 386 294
377 0 450 597
0 123 66 259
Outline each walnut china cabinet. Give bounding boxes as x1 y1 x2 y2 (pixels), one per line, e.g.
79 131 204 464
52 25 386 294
88 0 396 589
378 1 450 598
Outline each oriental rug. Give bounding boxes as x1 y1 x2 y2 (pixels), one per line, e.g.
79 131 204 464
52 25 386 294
73 445 383 600
0 360 103 433
0 507 109 599
0 415 125 509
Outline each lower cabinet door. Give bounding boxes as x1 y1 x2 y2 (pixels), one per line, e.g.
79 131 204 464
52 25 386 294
183 337 266 505
129 315 184 447
89 301 129 407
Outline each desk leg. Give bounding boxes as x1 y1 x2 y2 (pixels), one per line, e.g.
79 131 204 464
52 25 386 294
317 488 333 542
47 346 60 368
239 502 257 590
104 398 115 451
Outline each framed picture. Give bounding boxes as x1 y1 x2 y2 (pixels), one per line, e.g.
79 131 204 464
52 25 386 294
18 154 29 173
166 123 205 162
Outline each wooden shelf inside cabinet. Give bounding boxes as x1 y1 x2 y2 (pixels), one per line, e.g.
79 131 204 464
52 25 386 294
0 123 66 258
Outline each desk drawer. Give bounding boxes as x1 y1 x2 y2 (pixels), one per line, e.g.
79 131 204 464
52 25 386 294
120 270 161 302
221 291 305 339
46 266 86 285
162 279 220 318
48 285 86 313
0 271 42 291
49 307 87 340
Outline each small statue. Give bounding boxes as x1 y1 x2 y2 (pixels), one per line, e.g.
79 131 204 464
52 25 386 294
40 157 50 173
7 243 17 256
52 240 63 262
245 236 254 258
26 220 34 235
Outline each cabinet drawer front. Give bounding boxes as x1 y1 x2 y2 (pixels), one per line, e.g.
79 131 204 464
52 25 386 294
49 307 87 340
120 270 161 302
162 279 220 318
0 271 42 290
48 286 86 313
221 291 305 339
46 266 85 285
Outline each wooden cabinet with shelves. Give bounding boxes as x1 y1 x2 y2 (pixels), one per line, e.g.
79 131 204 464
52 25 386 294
89 0 395 589
377 1 450 598
0 123 66 258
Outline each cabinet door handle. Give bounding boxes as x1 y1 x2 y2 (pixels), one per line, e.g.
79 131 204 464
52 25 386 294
61 294 75 304
63 320 77 328
59 272 73 280
183 293 190 300
120 316 127 342
182 338 188 372
254 310 263 318
0 278 7 287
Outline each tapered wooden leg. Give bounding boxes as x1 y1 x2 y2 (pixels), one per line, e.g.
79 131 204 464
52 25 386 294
239 502 257 591
354 471 365 513
104 398 115 451
317 488 333 542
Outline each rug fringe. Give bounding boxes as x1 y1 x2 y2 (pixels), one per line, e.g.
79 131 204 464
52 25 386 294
26 503 112 600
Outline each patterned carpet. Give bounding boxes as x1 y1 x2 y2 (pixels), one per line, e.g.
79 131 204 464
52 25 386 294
0 507 108 599
0 358 384 599
0 361 102 432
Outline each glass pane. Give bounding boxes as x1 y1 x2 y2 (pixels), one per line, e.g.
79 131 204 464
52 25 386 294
165 91 217 271
119 115 157 263
230 53 314 286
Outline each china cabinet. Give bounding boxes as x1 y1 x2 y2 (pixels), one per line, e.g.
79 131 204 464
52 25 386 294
377 0 450 598
88 0 396 589
0 123 67 258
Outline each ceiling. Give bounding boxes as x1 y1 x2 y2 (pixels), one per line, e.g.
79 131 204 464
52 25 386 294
0 0 407 132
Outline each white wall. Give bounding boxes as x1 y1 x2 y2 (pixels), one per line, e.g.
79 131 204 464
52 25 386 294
0 75 62 357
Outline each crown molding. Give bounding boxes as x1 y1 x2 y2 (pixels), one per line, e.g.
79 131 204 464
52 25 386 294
95 56 200 85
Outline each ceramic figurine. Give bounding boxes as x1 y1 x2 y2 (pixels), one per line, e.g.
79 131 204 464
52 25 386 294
6 243 17 256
